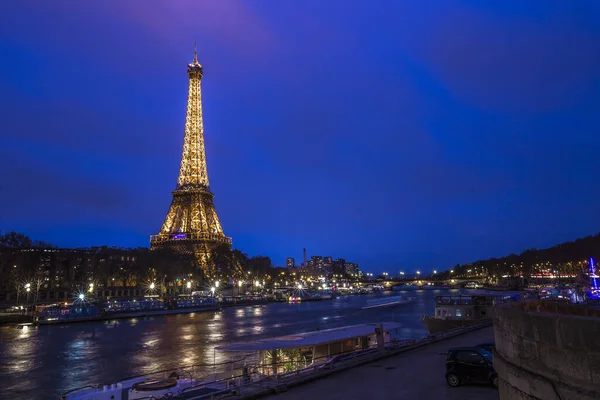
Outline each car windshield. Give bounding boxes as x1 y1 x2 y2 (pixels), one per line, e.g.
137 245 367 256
479 349 493 361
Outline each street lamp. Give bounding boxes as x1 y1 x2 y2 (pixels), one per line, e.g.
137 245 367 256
215 281 220 288
238 280 243 296
416 271 421 275
25 284 31 309
210 287 215 296
297 284 303 290
78 293 85 301
150 282 155 290
186 281 191 290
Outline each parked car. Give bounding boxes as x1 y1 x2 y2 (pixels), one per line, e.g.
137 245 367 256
445 347 498 388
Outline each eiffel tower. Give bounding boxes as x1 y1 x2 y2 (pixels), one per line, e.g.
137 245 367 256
150 45 232 278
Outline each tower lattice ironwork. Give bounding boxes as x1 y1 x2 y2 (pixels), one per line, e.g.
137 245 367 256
150 45 232 278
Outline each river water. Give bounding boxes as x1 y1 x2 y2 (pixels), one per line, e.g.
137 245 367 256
0 289 461 399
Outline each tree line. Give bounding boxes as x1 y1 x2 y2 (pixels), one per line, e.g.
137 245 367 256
0 231 282 298
438 232 600 279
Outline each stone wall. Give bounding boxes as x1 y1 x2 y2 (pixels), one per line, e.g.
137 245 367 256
493 301 600 399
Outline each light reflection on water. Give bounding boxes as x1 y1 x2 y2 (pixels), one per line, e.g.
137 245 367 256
0 289 456 399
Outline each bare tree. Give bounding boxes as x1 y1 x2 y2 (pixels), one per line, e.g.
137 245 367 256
33 275 45 304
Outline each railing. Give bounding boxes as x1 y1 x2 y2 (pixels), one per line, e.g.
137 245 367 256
150 233 232 245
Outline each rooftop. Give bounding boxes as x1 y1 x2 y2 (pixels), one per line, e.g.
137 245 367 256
216 322 402 352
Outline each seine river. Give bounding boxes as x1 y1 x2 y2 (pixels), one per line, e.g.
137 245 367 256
0 289 461 399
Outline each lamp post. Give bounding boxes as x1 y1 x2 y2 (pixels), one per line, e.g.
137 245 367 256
238 280 243 296
25 283 31 311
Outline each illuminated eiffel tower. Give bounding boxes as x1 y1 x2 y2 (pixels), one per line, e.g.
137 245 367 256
150 45 232 278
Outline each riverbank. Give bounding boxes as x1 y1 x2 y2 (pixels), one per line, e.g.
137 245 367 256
0 313 31 325
0 290 447 398
259 326 497 400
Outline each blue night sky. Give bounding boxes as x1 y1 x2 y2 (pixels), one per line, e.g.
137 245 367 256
1 1 599 273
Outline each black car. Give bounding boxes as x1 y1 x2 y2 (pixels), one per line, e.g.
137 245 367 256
445 347 498 388
475 342 495 353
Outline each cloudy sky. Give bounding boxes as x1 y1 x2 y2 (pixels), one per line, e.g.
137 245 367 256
1 0 599 272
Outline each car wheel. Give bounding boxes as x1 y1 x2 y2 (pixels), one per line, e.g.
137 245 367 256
492 376 499 388
446 373 460 387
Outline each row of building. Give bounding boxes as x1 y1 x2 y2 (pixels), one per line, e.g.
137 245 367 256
286 254 360 278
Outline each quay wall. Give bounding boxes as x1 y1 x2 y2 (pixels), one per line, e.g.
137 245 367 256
493 301 600 400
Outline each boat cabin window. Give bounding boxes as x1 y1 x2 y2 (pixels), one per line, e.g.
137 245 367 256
466 310 472 317
455 310 462 317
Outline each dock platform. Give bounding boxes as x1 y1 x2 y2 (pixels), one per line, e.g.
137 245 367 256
262 327 498 400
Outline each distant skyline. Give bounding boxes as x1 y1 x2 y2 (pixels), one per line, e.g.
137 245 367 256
1 1 600 273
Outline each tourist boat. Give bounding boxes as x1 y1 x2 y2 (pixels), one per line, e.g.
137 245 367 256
60 374 227 400
216 322 403 376
35 296 219 325
219 294 268 307
392 283 420 291
362 296 413 310
287 290 334 303
421 292 519 335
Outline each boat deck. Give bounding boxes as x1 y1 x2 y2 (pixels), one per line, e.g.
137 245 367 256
216 322 402 352
261 327 498 400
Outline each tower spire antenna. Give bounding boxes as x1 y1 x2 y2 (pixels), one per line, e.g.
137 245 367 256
193 41 198 64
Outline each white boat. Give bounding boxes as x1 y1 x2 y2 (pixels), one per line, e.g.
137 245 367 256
60 373 227 400
216 322 402 376
392 284 420 291
362 296 413 310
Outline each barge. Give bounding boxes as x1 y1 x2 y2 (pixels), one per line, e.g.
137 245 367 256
421 292 519 334
34 296 219 325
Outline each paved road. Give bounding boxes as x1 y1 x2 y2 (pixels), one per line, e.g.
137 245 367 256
264 327 499 400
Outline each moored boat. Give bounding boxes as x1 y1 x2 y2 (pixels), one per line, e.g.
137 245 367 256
392 284 420 291
216 322 402 376
35 296 219 325
421 293 519 335
60 374 226 400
